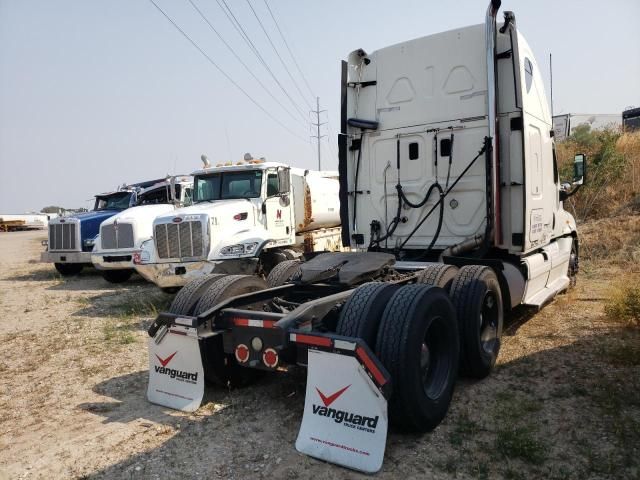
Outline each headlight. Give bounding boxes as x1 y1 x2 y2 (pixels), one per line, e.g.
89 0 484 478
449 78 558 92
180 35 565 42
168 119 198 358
83 238 95 248
220 242 259 256
220 244 245 255
244 242 258 254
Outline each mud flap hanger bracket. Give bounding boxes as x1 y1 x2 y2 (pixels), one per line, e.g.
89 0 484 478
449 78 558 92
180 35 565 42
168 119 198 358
289 330 393 400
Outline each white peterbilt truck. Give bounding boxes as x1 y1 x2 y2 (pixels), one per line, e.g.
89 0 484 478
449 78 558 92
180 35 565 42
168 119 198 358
91 176 194 283
144 1 586 473
134 156 342 289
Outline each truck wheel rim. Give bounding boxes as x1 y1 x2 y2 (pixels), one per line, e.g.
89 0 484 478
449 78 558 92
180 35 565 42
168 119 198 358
479 292 498 354
421 316 450 399
569 243 578 276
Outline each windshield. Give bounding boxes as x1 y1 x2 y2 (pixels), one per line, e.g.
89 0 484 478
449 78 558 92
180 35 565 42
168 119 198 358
94 192 132 211
194 170 263 203
137 185 179 205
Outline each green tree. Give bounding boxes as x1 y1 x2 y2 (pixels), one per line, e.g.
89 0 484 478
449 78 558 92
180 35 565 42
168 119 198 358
570 123 594 148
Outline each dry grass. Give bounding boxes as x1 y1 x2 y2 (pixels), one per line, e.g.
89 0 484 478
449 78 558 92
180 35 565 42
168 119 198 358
577 214 640 268
557 130 640 221
605 279 640 328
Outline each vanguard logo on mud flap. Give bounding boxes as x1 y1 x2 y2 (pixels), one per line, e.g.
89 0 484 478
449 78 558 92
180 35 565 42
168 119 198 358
312 385 379 432
154 352 198 383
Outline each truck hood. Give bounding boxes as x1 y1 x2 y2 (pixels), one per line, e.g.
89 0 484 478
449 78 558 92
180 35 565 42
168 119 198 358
102 204 175 226
64 209 120 223
157 199 259 222
53 210 121 246
96 204 178 251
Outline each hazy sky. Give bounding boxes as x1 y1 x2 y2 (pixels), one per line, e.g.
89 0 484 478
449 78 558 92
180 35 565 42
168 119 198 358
1 0 639 212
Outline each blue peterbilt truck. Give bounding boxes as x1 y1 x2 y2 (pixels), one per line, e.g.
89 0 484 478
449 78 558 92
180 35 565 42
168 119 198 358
41 180 163 275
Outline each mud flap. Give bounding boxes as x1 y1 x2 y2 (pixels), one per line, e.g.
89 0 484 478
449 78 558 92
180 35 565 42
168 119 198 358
295 346 389 473
147 324 204 412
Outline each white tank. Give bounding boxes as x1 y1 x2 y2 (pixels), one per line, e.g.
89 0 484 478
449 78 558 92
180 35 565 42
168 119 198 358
291 171 341 233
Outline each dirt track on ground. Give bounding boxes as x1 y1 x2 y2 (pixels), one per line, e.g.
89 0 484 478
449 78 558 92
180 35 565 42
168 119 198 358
0 229 638 479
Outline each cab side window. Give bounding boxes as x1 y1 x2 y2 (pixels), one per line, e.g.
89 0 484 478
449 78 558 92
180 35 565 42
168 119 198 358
267 173 279 196
183 187 193 206
524 58 533 93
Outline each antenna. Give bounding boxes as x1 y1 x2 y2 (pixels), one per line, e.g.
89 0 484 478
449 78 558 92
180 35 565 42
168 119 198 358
310 97 327 170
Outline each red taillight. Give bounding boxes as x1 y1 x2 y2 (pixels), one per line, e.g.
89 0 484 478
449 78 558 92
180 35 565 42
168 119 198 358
233 212 248 221
235 344 250 363
262 348 278 368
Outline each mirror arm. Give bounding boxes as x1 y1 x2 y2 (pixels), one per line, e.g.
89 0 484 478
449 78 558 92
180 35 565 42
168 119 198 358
560 182 582 201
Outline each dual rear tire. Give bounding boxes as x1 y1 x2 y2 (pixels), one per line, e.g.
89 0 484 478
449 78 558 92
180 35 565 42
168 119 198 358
449 265 503 379
169 274 267 388
336 264 504 432
337 282 459 432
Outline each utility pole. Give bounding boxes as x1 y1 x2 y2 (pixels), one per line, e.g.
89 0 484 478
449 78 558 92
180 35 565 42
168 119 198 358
310 96 327 170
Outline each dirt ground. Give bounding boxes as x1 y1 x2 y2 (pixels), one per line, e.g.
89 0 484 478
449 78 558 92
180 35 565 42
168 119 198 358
0 228 638 480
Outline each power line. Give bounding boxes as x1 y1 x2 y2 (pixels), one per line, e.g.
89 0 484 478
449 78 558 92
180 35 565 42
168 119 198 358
245 0 313 110
147 0 308 143
263 0 316 100
262 0 337 167
186 0 306 129
216 0 309 122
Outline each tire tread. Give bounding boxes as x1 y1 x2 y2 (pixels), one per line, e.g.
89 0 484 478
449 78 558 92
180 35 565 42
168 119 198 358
266 260 301 287
416 264 458 291
449 265 502 378
336 282 397 346
169 274 226 315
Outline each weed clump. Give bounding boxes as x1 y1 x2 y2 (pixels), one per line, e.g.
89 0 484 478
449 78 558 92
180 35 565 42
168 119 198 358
496 424 547 465
605 281 640 328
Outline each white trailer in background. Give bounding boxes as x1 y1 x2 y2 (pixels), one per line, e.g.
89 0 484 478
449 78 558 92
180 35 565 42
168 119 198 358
134 156 342 290
145 1 587 473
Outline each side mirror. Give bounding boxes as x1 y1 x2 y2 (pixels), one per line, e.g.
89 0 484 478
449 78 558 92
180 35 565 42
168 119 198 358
573 153 586 185
560 154 587 201
278 168 290 195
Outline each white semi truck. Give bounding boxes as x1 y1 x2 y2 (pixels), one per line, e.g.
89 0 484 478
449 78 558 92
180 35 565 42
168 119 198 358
91 176 194 283
145 1 586 473
134 156 342 289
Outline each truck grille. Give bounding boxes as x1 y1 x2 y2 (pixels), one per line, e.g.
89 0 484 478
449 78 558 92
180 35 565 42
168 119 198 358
101 223 134 249
155 221 204 259
48 223 78 251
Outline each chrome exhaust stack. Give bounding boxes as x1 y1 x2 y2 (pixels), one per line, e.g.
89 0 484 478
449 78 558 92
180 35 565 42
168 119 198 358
485 0 501 245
